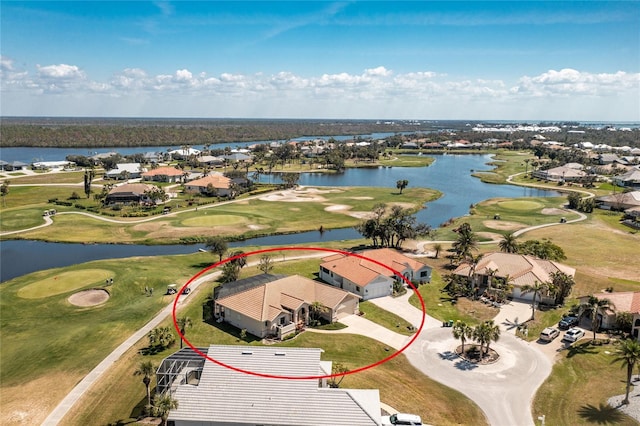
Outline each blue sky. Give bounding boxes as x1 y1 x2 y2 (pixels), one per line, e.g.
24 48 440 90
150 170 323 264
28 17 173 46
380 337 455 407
1 1 639 120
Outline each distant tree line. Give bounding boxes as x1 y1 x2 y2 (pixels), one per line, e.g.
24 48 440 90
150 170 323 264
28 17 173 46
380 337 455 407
0 119 430 148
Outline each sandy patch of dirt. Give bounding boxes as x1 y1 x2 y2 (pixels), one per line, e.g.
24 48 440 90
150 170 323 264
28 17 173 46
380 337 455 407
259 187 343 203
482 220 526 231
324 204 351 212
477 231 503 241
289 207 301 211
260 192 327 202
541 208 566 215
1 372 81 426
350 196 374 200
68 289 110 307
348 211 375 219
247 224 267 230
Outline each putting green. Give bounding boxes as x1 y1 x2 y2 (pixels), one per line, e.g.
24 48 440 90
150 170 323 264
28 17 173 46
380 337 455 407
497 200 544 211
182 215 247 227
17 269 114 299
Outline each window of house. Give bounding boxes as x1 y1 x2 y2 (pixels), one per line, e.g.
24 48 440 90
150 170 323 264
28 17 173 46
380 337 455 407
356 286 360 292
420 271 428 277
280 316 286 325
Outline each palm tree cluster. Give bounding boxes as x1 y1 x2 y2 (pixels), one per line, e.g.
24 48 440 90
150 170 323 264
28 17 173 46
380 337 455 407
355 203 433 248
453 320 501 359
498 233 567 261
147 326 176 351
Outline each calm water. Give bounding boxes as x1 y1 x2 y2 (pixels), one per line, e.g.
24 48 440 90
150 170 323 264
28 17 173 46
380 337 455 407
0 154 558 282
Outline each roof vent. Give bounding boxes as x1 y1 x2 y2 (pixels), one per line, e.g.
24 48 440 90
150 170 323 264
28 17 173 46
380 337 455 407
274 352 286 356
241 350 253 355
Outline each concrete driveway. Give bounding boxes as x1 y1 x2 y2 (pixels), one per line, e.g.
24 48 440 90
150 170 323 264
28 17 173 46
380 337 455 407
362 293 552 426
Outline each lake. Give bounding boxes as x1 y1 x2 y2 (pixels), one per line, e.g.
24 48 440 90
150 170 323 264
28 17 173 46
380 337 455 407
0 154 558 282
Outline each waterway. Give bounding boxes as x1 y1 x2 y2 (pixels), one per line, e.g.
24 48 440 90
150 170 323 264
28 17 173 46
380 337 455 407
0 154 559 282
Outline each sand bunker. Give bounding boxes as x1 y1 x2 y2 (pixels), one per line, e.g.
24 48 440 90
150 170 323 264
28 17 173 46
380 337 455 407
541 208 566 215
324 204 351 212
68 289 110 307
259 187 343 203
482 220 526 231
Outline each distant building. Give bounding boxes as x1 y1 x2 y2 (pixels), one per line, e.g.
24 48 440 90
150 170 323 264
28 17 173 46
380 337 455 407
104 163 145 180
184 173 232 196
141 166 185 183
105 183 156 204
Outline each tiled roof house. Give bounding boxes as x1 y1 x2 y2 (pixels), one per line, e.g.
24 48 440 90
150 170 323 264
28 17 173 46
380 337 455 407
141 166 185 183
453 252 576 302
214 274 359 339
184 173 232 196
578 292 640 338
319 248 432 300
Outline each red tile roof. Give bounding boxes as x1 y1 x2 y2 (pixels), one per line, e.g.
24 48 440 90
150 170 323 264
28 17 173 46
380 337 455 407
141 166 184 177
320 248 429 286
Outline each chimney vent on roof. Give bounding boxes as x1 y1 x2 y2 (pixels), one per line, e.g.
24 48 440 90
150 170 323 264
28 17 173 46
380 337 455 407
241 350 253 355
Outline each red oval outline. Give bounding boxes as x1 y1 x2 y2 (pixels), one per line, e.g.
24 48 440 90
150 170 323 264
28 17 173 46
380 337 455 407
172 246 426 380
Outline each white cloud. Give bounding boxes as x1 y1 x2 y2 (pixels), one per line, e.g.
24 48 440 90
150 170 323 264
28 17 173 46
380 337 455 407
513 68 640 97
1 58 638 120
37 64 85 79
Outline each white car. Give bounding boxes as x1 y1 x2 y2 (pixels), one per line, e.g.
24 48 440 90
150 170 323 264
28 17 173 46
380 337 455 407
562 327 585 343
381 413 423 425
539 327 560 342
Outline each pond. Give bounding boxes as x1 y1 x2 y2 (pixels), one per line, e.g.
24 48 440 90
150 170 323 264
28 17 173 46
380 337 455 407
1 154 559 282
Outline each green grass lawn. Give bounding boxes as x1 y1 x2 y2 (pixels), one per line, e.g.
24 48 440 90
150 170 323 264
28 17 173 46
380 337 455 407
0 252 212 425
533 341 638 425
5 171 87 184
472 150 534 184
377 154 435 167
0 207 48 232
359 301 416 336
9 186 440 244
433 195 580 241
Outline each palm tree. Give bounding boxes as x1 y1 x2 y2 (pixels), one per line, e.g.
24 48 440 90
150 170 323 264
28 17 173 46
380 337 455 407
521 281 549 320
498 232 519 253
396 179 409 194
134 360 156 411
582 295 612 341
452 321 473 355
452 223 478 261
473 320 501 357
612 339 640 405
432 243 442 259
152 391 179 426
176 317 192 349
483 320 501 356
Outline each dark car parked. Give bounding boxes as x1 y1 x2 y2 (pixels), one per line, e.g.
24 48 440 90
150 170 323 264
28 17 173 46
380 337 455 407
559 316 579 330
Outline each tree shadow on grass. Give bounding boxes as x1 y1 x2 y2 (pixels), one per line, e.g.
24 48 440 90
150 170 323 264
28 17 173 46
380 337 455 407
578 403 626 424
191 262 215 269
566 341 599 358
